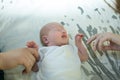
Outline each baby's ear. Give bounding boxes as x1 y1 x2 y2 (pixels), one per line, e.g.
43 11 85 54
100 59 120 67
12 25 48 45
42 36 49 44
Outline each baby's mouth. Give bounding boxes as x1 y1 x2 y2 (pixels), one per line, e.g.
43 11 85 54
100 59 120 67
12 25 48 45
62 34 67 38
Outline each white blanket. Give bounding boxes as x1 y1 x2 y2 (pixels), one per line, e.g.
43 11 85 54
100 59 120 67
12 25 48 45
36 45 82 80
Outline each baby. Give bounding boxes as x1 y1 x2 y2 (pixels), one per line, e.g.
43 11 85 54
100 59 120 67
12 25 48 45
27 22 88 80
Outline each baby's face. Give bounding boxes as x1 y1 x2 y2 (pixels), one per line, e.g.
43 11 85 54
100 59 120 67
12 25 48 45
47 25 69 46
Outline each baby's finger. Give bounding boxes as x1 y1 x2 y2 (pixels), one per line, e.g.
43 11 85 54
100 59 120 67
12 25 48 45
32 62 39 72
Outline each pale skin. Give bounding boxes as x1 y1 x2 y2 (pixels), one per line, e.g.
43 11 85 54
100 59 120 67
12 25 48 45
87 32 120 51
75 34 88 61
27 22 88 62
0 48 39 73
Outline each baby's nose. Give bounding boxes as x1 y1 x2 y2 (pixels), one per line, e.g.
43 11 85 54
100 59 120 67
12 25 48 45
62 30 68 35
62 30 66 33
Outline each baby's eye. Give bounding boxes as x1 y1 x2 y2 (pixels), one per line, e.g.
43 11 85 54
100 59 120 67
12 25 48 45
56 29 62 31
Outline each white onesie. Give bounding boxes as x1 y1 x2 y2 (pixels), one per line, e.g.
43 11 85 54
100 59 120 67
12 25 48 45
36 45 82 80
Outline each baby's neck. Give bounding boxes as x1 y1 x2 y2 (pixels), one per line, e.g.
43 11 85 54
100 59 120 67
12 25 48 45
47 44 68 47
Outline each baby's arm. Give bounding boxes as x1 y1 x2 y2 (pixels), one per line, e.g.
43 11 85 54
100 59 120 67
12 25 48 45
75 34 88 62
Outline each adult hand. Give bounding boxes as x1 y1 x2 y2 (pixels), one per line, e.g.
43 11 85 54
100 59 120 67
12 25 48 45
0 48 39 73
26 41 39 72
87 32 120 51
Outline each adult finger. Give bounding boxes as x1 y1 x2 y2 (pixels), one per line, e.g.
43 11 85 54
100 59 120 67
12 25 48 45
87 34 98 44
22 54 35 73
98 35 108 50
28 48 40 62
92 34 103 51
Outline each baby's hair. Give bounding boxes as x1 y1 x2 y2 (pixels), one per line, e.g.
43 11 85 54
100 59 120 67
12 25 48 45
39 22 63 46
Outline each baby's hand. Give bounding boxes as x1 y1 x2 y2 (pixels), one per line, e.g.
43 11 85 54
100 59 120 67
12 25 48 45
75 34 83 46
26 41 39 49
26 41 39 72
75 33 88 62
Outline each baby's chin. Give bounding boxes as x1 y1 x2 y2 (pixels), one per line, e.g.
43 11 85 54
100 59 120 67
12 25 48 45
60 42 69 46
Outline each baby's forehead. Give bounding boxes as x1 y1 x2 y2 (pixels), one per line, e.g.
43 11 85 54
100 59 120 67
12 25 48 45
50 23 65 29
51 25 64 29
42 23 65 32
